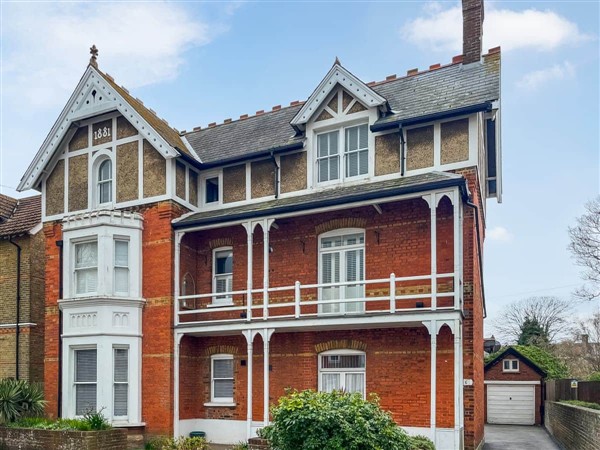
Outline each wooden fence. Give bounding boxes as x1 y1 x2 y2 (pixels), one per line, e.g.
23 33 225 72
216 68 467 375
545 379 600 403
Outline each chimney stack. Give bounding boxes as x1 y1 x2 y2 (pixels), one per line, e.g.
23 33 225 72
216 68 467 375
462 0 484 64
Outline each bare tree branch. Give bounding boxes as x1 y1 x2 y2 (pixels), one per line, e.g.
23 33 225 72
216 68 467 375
569 197 600 301
492 296 573 344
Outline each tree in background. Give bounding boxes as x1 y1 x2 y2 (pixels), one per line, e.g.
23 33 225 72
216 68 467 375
517 316 549 346
493 296 572 344
578 310 600 375
569 197 600 301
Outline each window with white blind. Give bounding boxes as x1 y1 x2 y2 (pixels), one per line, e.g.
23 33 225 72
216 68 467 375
213 248 233 305
113 348 129 417
319 351 366 398
211 354 234 403
74 348 97 415
316 124 369 184
114 240 129 296
319 230 365 314
74 241 98 295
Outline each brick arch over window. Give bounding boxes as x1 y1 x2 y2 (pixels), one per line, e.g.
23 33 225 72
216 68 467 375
315 339 367 353
204 345 238 357
209 238 234 250
315 218 367 235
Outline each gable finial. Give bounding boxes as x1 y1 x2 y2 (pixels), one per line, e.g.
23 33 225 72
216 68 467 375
89 44 99 68
334 56 341 66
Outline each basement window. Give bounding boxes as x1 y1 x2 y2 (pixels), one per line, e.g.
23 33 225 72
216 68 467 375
503 359 519 372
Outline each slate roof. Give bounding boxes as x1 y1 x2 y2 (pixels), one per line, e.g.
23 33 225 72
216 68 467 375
96 69 194 159
174 172 465 228
180 51 500 165
0 195 41 238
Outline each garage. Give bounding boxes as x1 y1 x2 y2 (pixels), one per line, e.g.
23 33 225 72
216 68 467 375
484 347 547 425
487 384 535 425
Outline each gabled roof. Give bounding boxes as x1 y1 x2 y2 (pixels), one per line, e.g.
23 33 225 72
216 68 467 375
0 195 18 224
289 62 388 129
181 51 500 165
485 347 547 377
18 64 187 192
0 195 41 238
174 171 465 229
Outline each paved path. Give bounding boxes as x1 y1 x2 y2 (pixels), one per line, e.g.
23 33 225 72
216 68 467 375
484 424 560 450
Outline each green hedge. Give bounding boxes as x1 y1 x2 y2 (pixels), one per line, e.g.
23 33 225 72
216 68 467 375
560 400 600 411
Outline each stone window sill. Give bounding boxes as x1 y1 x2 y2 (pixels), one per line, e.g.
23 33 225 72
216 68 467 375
204 402 236 408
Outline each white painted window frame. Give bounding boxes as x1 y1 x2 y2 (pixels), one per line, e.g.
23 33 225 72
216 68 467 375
212 246 233 306
72 345 98 417
210 353 234 404
318 228 366 315
201 170 223 209
502 359 519 372
113 237 130 297
318 349 366 398
73 238 99 297
112 345 129 420
91 150 115 209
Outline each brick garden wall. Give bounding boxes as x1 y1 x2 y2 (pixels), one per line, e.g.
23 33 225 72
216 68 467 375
0 427 127 450
544 401 600 450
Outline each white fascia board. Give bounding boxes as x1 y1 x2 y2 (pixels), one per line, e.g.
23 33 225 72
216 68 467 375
17 66 180 192
180 135 201 163
290 64 387 127
484 380 540 385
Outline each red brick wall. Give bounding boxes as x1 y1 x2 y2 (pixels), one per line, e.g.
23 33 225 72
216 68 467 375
485 358 544 425
178 327 456 429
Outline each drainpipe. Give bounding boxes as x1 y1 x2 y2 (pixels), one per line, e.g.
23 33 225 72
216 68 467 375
464 199 486 318
399 125 406 176
8 238 21 380
270 152 280 199
56 240 64 417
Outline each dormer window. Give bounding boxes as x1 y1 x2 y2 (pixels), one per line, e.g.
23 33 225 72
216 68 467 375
98 159 112 204
317 123 369 185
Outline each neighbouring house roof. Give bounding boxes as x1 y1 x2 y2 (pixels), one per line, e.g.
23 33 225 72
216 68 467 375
173 171 465 229
485 347 548 378
0 195 18 223
0 194 42 238
181 50 500 165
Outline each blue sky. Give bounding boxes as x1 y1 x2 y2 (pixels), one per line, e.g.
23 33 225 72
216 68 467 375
1 1 598 338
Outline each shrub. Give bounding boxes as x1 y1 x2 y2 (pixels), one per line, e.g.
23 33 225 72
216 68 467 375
0 379 46 424
230 443 248 450
588 372 600 381
83 407 111 430
408 435 435 450
7 415 113 431
146 436 210 450
260 389 423 450
561 400 600 410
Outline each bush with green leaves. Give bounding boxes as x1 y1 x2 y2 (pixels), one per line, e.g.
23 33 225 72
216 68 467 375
260 389 433 450
0 378 46 424
7 409 112 431
561 400 600 410
145 436 210 450
588 372 600 381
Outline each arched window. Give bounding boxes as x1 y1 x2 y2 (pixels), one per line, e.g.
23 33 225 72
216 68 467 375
98 159 112 204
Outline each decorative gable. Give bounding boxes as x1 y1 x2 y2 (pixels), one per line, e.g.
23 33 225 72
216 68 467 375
18 65 182 192
290 62 388 130
313 88 370 124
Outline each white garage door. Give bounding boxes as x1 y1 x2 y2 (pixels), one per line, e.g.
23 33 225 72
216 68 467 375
487 384 535 425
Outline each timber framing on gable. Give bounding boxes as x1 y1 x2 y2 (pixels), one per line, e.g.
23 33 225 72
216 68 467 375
290 62 388 131
18 65 184 192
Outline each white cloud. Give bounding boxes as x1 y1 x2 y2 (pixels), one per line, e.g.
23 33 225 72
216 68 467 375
488 226 513 242
1 2 224 109
517 61 575 91
401 2 591 54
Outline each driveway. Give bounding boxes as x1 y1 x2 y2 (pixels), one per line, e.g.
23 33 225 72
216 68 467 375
484 424 560 450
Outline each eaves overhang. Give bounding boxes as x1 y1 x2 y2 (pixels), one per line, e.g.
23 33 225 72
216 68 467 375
173 175 467 230
198 140 305 169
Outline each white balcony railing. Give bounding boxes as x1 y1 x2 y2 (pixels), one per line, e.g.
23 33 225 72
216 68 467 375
176 272 461 325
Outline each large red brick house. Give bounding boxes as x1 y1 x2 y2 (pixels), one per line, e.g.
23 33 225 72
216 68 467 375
16 0 500 448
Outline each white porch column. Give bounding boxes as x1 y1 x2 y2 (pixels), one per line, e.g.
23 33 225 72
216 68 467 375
454 319 462 445
243 330 256 439
423 319 437 448
261 328 275 426
174 231 185 326
422 194 437 310
173 333 183 437
243 222 257 321
453 190 461 311
262 219 275 320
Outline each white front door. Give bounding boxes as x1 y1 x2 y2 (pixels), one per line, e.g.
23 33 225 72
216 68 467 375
319 231 365 315
487 384 535 425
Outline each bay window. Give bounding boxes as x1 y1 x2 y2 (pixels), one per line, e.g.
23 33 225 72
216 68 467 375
75 241 98 295
114 239 129 296
74 348 97 415
113 347 129 418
